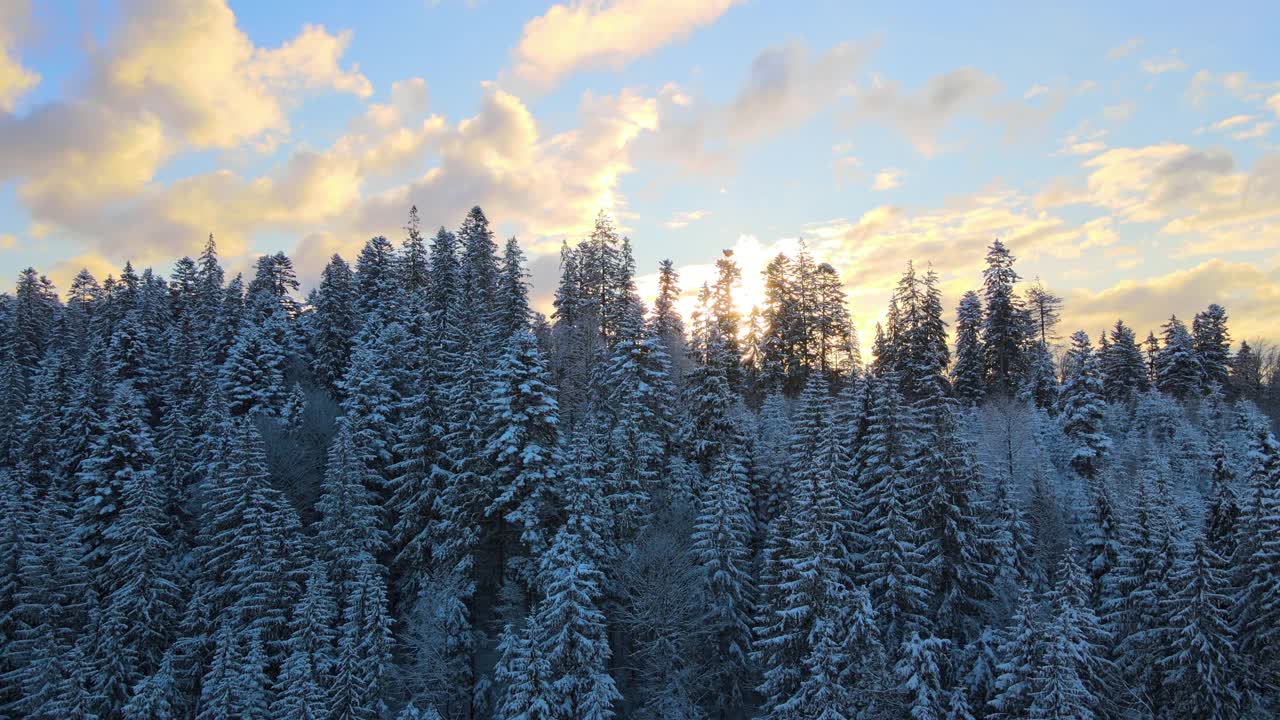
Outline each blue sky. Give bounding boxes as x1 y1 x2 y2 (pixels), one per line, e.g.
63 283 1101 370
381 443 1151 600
1 0 1278 343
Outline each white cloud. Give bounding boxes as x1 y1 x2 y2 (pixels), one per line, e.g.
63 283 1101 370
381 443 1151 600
1141 51 1187 75
0 0 38 111
1212 114 1255 131
850 67 1063 156
871 167 904 190
1232 121 1272 141
642 38 875 173
1106 37 1141 61
1024 83 1049 99
505 0 741 92
1104 101 1135 122
664 210 711 229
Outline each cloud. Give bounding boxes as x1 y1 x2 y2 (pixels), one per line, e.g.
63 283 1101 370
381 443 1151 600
0 233 15 250
1232 121 1272 141
104 0 370 149
1103 101 1135 122
0 0 376 266
1141 52 1187 75
871 168 904 190
1024 83 1049 99
1106 37 1141 61
1064 259 1280 341
1212 114 1255 131
1055 123 1107 156
643 38 875 174
1188 70 1280 106
506 0 741 92
849 67 1063 156
664 210 711 229
0 0 38 111
344 83 660 274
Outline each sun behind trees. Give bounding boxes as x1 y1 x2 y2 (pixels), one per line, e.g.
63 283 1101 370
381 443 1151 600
2 205 1280 719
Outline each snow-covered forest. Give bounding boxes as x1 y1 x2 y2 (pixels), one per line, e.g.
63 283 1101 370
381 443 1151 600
2 204 1280 720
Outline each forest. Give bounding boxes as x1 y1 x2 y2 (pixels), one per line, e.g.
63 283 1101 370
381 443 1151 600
1 204 1279 720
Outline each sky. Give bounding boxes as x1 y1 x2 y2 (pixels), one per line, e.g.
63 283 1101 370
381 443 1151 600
1 0 1278 347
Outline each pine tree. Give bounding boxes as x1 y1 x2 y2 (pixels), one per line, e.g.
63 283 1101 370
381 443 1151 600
485 329 562 564
123 651 177 720
494 619 556 720
310 254 359 395
693 445 755 711
531 482 620 720
897 633 950 720
1161 539 1239 720
981 240 1027 393
271 560 337 720
1024 278 1063 347
331 562 393 720
1101 320 1147 403
952 291 986 404
220 306 291 417
1059 331 1111 480
1192 303 1231 392
497 236 531 339
988 595 1043 720
317 421 387 586
1232 426 1280 703
651 259 686 377
1155 315 1200 400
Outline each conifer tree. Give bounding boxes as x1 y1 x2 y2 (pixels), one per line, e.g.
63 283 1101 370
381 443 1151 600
897 633 950 720
693 445 755 711
981 240 1027 393
1059 331 1111 480
531 478 620 720
1192 303 1231 392
485 329 562 564
310 254 359 395
952 291 986 404
1101 320 1147 403
1161 539 1239 720
494 619 556 720
1155 315 1201 399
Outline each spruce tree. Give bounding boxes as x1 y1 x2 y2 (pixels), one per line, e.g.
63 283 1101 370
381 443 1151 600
1059 331 1111 480
1192 303 1231 392
1155 315 1200 400
952 290 985 404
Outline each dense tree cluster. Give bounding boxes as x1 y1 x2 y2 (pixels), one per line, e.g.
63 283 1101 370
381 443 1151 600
2 210 1279 719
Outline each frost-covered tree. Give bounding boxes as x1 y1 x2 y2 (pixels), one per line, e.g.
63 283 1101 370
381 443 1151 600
1059 331 1111 480
952 290 986 404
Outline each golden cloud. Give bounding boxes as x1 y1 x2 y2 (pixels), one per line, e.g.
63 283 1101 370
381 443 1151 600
506 0 741 92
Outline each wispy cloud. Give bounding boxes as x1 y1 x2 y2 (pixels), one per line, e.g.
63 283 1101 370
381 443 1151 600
1106 37 1141 61
664 210 712 229
1141 51 1187 75
871 168 904 190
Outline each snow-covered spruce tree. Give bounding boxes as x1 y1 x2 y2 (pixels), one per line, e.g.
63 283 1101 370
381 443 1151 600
530 473 620 720
693 442 755 712
339 319 404 494
497 235 532 340
494 618 555 720
1155 315 1201 400
1101 319 1147 403
399 205 430 296
1204 443 1240 561
484 329 563 572
100 418 182 686
308 253 359 396
121 650 176 720
1058 331 1111 481
271 559 337 720
896 633 950 720
220 305 291 417
317 420 387 588
1192 303 1231 393
354 235 399 322
1019 340 1058 411
857 374 930 648
912 392 995 647
74 380 162 579
1160 538 1240 720
331 561 393 720
980 239 1027 394
952 290 985 405
987 594 1043 720
1082 472 1120 608
1231 425 1280 707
